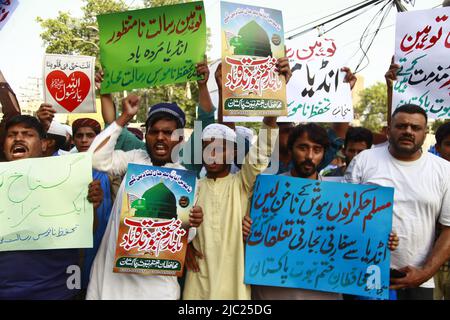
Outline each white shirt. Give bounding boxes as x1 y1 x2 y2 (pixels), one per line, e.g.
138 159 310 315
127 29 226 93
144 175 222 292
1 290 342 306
86 122 195 300
344 146 450 288
55 149 69 156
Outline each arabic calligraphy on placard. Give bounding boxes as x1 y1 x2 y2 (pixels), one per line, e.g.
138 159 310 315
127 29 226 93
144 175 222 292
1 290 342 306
221 2 287 117
394 7 450 119
46 71 90 107
0 153 94 251
113 163 196 277
225 98 283 112
222 37 353 123
104 62 198 89
97 2 207 94
128 168 193 192
286 38 337 61
116 257 181 272
43 54 96 114
105 7 204 45
400 15 450 54
284 37 354 123
120 218 186 257
126 40 189 64
0 0 18 30
223 6 282 31
394 54 449 117
244 175 394 300
0 0 11 23
287 98 351 120
225 56 282 96
46 59 91 71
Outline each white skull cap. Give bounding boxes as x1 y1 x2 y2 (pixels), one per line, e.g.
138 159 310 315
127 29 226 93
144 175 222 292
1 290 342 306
202 123 237 143
235 126 254 142
62 124 73 136
47 121 67 138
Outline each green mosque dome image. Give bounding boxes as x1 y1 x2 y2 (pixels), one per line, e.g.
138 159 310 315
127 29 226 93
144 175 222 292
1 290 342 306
231 20 273 57
131 182 177 220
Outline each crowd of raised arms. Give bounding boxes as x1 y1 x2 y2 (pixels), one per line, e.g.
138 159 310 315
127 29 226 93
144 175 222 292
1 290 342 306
0 1 449 302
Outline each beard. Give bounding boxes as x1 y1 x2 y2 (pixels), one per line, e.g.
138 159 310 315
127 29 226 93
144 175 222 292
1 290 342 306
389 134 422 155
146 143 170 165
293 159 317 178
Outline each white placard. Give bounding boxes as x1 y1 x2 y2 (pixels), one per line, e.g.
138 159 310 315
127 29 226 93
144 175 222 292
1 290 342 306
393 7 450 119
43 54 96 114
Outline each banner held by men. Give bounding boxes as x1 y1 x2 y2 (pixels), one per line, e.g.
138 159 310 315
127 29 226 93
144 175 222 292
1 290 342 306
245 175 394 300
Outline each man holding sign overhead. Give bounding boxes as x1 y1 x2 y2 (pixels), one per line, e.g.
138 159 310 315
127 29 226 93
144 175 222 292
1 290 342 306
97 2 207 94
182 57 291 300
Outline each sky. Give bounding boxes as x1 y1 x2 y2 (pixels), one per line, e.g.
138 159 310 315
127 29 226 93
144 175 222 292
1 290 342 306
0 0 444 105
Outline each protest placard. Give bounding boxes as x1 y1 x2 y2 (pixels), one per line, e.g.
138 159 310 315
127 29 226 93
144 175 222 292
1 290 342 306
97 2 207 94
245 175 394 299
113 164 197 277
284 36 353 122
393 7 450 119
223 36 353 122
0 153 94 251
221 2 287 117
43 54 96 113
0 0 18 30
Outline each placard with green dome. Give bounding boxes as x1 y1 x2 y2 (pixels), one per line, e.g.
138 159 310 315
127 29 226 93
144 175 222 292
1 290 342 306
113 163 197 277
221 1 287 117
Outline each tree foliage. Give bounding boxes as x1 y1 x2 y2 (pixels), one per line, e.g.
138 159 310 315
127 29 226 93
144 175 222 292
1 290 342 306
36 12 86 56
354 82 388 132
37 0 127 59
37 0 205 127
144 0 190 6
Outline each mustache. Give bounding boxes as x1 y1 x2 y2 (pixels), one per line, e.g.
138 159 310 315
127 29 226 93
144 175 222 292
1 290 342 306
398 135 414 142
300 159 316 168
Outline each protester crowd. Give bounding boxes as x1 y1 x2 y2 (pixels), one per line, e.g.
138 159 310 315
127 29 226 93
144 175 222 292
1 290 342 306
0 3 449 302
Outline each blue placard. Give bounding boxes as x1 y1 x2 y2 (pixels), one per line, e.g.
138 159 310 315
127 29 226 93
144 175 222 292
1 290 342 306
245 175 394 299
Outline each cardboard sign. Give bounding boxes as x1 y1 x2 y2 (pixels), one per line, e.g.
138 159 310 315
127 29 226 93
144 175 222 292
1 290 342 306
245 175 394 299
0 153 94 251
393 7 450 119
221 1 287 117
97 2 207 93
43 54 96 113
113 164 197 277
